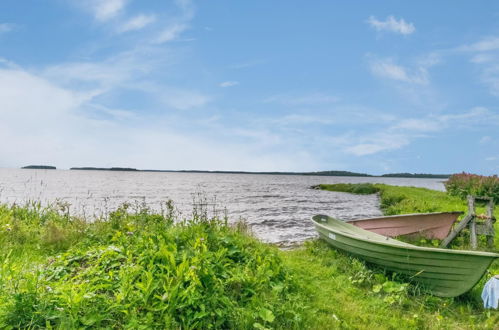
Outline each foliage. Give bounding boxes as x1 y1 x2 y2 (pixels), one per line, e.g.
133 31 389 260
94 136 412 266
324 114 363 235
316 183 380 195
1 188 498 329
0 203 305 329
311 183 499 328
282 240 499 329
445 172 499 202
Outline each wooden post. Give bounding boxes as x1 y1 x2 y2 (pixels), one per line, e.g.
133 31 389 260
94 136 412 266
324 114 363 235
440 195 495 249
469 217 477 249
485 198 495 248
440 195 476 248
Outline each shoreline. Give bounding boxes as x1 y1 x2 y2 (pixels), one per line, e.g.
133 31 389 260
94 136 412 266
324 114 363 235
0 184 497 328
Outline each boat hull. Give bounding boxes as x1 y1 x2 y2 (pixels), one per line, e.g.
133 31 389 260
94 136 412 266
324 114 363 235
347 212 461 239
313 215 499 297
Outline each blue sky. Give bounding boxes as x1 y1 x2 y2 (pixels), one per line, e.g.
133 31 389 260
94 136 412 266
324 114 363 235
1 1 499 174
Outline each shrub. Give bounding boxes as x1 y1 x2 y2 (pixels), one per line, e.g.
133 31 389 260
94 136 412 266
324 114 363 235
444 172 499 202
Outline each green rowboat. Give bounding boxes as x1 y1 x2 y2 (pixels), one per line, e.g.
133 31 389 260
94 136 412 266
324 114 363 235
312 214 499 297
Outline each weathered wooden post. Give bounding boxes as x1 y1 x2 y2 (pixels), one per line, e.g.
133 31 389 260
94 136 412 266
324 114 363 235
440 195 475 248
441 195 495 250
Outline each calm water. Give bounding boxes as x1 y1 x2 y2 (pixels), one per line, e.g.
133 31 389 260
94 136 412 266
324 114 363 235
0 169 445 246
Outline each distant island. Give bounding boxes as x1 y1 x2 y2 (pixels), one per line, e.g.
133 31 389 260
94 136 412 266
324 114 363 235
62 167 449 178
69 168 369 176
22 165 56 170
70 167 138 172
381 173 450 179
140 169 372 177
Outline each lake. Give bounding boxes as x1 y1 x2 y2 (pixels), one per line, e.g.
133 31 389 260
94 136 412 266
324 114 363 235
0 169 445 246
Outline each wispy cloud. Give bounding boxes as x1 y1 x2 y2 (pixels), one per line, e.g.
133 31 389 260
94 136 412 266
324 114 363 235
154 0 195 44
367 15 415 35
155 23 188 43
264 92 339 106
219 81 239 88
345 133 410 156
458 36 499 52
0 23 14 34
229 59 267 70
457 36 499 96
0 62 313 171
86 0 128 22
156 87 211 110
118 14 156 33
480 136 492 144
341 107 498 156
44 47 211 111
392 119 440 132
368 57 435 85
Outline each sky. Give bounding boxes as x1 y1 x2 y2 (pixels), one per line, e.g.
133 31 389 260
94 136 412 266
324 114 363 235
1 1 499 175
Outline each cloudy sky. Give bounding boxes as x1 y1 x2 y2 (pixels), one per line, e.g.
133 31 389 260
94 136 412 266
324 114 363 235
1 1 499 174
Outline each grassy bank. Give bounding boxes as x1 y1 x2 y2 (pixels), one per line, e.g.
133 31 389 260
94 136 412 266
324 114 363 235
285 183 498 328
317 183 499 250
0 186 498 328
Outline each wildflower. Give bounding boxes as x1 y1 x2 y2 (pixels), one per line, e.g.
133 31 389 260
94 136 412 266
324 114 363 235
46 286 53 292
126 231 134 236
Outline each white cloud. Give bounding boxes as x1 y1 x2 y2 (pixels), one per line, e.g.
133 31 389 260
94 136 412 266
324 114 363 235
458 36 499 96
264 92 339 106
392 119 439 132
459 37 499 52
369 58 429 85
118 14 156 33
220 81 239 88
339 106 499 157
229 59 267 69
0 63 314 171
0 23 13 34
153 0 195 44
155 23 188 43
367 15 415 35
437 106 490 122
158 88 211 110
345 133 410 156
87 0 127 22
470 54 494 64
480 136 492 144
44 51 210 111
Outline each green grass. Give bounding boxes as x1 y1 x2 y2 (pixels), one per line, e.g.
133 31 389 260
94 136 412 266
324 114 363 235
315 183 381 195
0 203 307 329
0 185 498 329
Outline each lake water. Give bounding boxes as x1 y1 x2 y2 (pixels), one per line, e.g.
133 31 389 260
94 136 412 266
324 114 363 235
0 169 446 246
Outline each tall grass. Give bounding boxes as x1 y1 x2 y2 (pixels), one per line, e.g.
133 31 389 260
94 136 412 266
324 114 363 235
1 192 498 329
445 172 499 202
0 203 306 329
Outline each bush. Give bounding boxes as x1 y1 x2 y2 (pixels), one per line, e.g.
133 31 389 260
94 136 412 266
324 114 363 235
444 172 499 202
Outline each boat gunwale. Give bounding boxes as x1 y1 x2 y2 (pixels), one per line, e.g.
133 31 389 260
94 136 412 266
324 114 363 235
346 211 463 223
312 215 499 258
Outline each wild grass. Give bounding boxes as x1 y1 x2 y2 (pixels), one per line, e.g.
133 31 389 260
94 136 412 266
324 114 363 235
315 183 380 195
1 186 498 329
445 173 499 203
0 203 306 329
310 183 499 328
